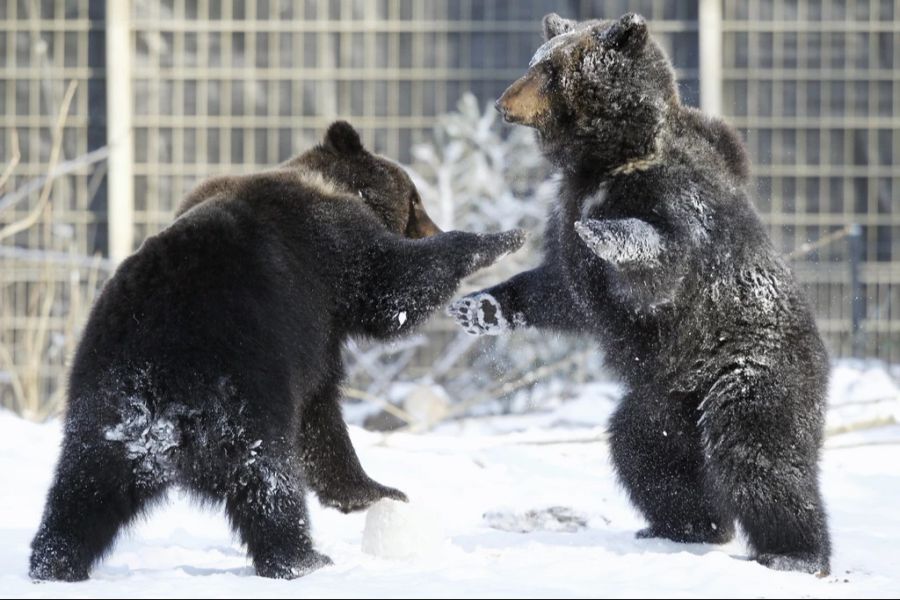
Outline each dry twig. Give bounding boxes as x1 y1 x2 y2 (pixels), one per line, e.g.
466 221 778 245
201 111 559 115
0 80 77 241
0 130 21 193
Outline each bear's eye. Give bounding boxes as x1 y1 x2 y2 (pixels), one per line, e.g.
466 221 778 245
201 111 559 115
536 61 558 83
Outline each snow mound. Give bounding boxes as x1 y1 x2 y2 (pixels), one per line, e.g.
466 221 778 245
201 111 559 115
361 499 446 559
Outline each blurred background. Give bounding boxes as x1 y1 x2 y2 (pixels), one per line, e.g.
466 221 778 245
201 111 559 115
0 0 897 426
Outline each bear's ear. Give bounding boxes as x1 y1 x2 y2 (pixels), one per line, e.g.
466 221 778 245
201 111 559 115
542 13 576 41
324 120 365 155
596 13 648 52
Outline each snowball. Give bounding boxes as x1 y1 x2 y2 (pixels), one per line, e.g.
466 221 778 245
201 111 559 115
361 499 445 559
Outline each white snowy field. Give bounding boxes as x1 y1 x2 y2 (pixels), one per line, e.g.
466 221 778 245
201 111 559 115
1 361 899 598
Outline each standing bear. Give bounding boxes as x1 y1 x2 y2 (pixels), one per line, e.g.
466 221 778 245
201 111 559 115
30 121 525 581
449 14 831 575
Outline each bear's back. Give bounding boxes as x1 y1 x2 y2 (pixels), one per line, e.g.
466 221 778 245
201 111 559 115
72 169 366 391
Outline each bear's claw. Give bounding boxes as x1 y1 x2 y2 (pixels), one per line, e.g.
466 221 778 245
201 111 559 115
318 479 408 514
756 552 830 576
635 523 734 545
256 550 333 579
469 229 528 271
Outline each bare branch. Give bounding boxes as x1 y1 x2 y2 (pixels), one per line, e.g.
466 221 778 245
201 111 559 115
825 416 897 437
0 80 78 241
785 225 852 261
0 145 109 214
0 245 115 270
826 438 900 450
0 130 21 194
0 342 27 414
396 348 594 432
341 386 416 425
23 260 57 419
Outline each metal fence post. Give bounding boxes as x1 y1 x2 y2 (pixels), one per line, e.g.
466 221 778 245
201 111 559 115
848 223 864 358
699 0 723 116
106 0 134 262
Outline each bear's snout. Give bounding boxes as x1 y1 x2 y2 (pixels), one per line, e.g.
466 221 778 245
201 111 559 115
496 70 549 128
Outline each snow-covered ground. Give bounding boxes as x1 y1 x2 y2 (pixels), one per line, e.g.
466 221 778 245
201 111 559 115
2 361 899 598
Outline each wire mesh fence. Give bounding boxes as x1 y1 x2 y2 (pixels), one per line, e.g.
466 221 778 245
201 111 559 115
0 0 897 419
721 0 900 361
124 0 699 240
0 1 109 418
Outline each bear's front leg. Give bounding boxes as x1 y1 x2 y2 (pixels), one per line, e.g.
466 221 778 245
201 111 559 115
574 218 663 267
358 229 526 339
300 383 407 513
448 265 581 335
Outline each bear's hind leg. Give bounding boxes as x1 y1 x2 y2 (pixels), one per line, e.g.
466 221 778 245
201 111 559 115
609 389 734 544
216 444 332 579
30 434 168 581
700 373 830 575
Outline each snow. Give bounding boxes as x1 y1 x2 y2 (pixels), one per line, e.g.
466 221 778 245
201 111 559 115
104 397 180 465
828 361 900 433
574 218 663 266
361 500 445 559
484 506 589 534
529 29 580 68
1 361 898 598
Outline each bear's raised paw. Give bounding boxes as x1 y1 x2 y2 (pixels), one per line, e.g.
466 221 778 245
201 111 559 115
447 293 519 336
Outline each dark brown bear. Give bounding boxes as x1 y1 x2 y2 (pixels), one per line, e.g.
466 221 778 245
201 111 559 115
30 121 525 581
449 14 830 575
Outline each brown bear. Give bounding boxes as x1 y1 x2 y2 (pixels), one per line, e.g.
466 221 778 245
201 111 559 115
449 14 831 575
30 121 525 581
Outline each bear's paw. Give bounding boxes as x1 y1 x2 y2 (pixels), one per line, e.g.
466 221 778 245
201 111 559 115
447 293 522 336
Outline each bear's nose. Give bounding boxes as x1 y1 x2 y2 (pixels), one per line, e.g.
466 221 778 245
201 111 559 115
494 98 514 122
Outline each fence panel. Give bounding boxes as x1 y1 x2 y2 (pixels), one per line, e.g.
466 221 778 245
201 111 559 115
1 1 897 418
721 0 900 361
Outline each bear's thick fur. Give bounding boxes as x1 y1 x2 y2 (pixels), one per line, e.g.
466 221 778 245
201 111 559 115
450 14 830 575
30 121 525 581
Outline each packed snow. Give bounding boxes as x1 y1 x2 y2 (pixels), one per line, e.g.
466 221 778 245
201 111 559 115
1 360 899 598
361 500 445 559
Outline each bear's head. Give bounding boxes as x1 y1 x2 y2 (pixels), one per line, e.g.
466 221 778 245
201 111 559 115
497 13 678 174
301 121 442 239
